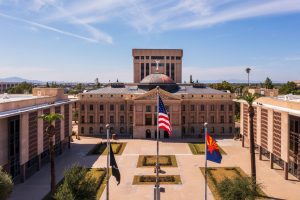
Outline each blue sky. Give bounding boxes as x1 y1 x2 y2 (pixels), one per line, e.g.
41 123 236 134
0 0 300 83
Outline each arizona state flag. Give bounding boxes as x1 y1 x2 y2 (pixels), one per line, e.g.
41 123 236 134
110 144 121 185
206 134 222 163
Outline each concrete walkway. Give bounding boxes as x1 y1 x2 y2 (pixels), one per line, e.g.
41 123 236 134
10 137 300 200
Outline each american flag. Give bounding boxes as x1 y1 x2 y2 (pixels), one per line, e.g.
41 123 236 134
158 96 172 135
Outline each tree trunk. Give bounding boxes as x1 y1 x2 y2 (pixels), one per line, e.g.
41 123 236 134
47 125 56 198
249 106 256 183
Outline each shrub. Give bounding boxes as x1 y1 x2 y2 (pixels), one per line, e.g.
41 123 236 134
0 167 13 200
54 164 98 200
217 176 260 200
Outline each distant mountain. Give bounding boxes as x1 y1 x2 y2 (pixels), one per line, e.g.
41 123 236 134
0 77 44 83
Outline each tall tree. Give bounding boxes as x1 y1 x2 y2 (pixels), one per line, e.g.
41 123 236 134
39 113 63 197
239 92 258 184
7 82 33 94
245 67 251 87
279 81 297 94
264 77 274 89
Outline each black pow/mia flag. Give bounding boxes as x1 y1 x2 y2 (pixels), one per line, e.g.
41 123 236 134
110 144 121 185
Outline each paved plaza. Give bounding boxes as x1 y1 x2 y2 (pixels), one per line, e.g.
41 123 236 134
11 137 300 200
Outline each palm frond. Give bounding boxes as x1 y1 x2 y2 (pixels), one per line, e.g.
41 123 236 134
238 92 259 106
39 113 64 124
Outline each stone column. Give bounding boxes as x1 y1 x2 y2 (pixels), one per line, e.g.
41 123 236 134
284 162 289 180
270 153 274 169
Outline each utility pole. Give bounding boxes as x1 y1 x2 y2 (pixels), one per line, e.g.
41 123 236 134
154 86 160 200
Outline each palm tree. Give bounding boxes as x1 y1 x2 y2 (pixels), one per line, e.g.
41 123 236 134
39 113 63 197
246 67 251 87
239 92 258 183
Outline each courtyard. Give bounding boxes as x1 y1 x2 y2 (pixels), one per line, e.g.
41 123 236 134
10 137 300 200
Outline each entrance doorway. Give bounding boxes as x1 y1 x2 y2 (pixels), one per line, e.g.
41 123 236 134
164 131 169 139
146 129 151 138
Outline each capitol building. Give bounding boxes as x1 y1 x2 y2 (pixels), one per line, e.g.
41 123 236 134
78 49 235 138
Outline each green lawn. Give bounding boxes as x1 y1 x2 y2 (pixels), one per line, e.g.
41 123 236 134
132 175 182 185
88 142 126 155
188 143 226 155
137 155 178 167
200 167 267 200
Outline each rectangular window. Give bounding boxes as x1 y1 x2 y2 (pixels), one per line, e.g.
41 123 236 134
81 104 85 111
191 116 195 123
146 56 149 59
141 63 145 80
129 105 133 111
135 56 139 60
221 127 225 133
89 116 94 123
166 63 170 76
110 116 114 123
210 105 215 111
229 105 233 111
176 56 181 60
182 116 186 124
120 104 125 111
141 56 144 60
146 63 150 76
190 105 195 111
99 104 104 111
129 116 133 124
229 127 233 133
210 116 215 123
146 105 151 112
110 104 114 111
200 105 205 111
166 56 170 60
181 105 185 111
171 63 175 80
100 116 104 124
220 116 225 123
171 56 175 60
89 104 94 111
229 116 233 123
81 116 85 123
120 116 125 124
220 105 225 111
200 116 205 123
145 115 152 125
211 127 215 133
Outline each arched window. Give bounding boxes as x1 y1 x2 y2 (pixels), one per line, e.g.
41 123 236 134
89 127 93 134
99 127 104 133
191 127 195 134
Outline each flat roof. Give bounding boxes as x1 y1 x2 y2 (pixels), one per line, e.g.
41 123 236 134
0 94 47 104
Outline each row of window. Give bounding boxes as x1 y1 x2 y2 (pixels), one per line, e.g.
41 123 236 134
81 115 133 124
182 115 233 124
182 104 233 112
182 126 234 134
134 56 181 60
81 104 133 112
81 126 129 134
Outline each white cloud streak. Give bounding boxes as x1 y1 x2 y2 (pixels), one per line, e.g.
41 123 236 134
0 12 102 43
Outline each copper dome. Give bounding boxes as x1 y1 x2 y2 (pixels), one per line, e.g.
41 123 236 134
140 73 175 84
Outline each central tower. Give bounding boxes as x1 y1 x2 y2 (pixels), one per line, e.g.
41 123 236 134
132 49 183 83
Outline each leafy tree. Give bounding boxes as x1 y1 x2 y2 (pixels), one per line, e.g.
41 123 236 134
46 82 50 88
263 77 274 89
0 167 13 200
39 113 64 197
217 176 261 200
54 164 98 200
239 92 259 183
210 81 234 93
7 82 33 94
279 81 297 94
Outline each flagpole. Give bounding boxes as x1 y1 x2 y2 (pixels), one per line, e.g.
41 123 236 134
204 122 208 200
106 124 110 200
155 86 160 200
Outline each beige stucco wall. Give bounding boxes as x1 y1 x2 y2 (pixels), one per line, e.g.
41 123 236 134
20 113 29 165
60 105 65 140
267 109 274 152
281 112 289 162
0 119 8 166
256 106 262 146
37 110 44 155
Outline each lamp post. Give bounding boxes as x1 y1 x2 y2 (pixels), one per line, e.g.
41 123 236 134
106 124 110 200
